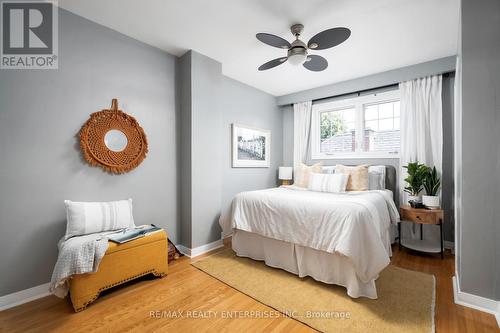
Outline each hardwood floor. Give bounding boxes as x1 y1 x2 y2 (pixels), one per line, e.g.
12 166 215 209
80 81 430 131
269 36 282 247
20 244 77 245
0 244 498 333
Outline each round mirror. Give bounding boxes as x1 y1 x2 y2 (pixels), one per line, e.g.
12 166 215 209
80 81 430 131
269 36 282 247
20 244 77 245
104 129 128 152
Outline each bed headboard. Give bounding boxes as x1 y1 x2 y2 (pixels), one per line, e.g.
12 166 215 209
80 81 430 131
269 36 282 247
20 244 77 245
384 165 397 197
322 164 398 203
336 164 397 200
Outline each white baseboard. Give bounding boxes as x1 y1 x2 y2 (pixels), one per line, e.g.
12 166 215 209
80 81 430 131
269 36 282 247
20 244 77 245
176 244 191 257
177 239 223 258
0 282 51 312
453 273 500 328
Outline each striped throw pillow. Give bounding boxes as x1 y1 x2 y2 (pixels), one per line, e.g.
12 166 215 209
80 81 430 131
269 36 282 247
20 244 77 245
64 199 135 239
308 173 349 193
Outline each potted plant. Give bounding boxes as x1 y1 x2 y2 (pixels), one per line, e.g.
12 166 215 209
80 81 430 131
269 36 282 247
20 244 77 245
422 166 441 208
403 161 428 206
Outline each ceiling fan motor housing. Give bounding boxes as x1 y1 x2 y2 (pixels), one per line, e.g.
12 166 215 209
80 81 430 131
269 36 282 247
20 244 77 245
287 45 307 58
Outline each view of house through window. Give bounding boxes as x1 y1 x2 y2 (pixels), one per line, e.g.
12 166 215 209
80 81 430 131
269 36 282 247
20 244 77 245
363 100 400 153
320 107 356 153
313 90 400 158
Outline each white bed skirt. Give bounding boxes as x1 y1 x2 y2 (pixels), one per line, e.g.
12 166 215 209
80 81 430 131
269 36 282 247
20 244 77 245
232 229 383 299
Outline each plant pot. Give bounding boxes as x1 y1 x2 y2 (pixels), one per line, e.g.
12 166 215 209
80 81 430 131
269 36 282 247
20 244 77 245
422 195 440 208
408 195 421 204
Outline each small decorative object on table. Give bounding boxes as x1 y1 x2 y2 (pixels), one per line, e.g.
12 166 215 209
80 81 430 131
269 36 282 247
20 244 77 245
399 205 444 259
278 166 293 185
403 161 428 207
422 166 441 209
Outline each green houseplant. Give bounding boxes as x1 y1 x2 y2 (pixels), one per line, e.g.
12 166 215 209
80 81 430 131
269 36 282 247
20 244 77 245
422 166 441 208
403 161 428 204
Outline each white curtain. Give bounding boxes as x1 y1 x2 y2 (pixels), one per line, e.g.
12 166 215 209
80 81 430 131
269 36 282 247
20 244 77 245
399 75 443 240
400 75 443 202
293 101 313 168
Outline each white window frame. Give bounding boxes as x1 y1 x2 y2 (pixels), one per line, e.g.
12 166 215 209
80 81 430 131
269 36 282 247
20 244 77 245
310 89 400 160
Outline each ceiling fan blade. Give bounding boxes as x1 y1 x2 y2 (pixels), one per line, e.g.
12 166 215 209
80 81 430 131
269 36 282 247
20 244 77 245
258 57 288 71
256 33 291 49
307 27 351 50
303 55 328 72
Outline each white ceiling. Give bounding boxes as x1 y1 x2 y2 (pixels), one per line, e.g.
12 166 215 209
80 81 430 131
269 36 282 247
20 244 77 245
59 0 459 96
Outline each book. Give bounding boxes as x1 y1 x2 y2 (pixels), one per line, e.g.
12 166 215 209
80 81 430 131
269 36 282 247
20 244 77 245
108 224 163 244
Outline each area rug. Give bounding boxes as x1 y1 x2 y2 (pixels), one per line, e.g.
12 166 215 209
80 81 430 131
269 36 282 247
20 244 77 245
192 249 435 333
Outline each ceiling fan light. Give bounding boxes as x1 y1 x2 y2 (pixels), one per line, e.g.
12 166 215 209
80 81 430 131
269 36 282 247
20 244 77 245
288 53 307 65
287 45 308 66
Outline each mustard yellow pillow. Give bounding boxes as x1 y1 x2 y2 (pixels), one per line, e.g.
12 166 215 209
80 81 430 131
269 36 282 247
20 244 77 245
294 162 323 188
335 164 369 191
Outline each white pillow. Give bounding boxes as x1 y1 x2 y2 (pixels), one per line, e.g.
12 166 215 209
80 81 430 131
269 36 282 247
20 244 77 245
308 173 349 193
368 165 386 190
64 199 135 239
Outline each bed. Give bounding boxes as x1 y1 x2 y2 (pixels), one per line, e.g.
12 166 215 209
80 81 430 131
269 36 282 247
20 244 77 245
219 165 400 299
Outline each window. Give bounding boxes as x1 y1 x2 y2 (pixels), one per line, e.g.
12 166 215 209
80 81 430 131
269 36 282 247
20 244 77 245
319 107 356 153
363 100 400 153
311 90 400 159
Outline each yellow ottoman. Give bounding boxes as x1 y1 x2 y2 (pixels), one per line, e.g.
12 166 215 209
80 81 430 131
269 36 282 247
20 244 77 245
69 230 168 312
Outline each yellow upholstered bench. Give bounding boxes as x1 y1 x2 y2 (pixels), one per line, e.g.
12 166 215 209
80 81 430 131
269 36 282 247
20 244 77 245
69 230 168 312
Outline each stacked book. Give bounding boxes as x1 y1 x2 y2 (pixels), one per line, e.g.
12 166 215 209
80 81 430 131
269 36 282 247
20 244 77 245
108 224 163 244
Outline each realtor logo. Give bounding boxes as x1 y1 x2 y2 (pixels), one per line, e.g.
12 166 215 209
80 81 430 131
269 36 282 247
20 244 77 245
1 0 58 69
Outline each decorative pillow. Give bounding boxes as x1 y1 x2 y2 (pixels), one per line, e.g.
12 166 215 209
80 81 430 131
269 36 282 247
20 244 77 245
294 162 323 188
335 164 369 191
368 165 386 190
64 199 135 239
308 173 349 193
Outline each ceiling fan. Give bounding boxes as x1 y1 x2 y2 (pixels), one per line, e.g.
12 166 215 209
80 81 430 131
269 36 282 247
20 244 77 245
256 24 351 72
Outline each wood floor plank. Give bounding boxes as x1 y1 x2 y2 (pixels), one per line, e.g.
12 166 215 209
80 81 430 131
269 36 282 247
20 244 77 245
0 244 498 333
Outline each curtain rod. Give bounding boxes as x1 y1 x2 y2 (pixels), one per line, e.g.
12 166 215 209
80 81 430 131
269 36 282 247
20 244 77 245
312 83 398 104
293 71 453 106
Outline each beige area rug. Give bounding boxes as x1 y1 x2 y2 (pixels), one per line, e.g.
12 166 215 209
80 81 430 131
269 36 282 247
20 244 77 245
192 249 435 333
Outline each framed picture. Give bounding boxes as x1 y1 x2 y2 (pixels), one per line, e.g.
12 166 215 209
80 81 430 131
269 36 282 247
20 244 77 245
232 123 271 168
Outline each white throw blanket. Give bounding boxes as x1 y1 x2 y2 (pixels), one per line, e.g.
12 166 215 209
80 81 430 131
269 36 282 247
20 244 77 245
50 232 111 297
220 186 400 283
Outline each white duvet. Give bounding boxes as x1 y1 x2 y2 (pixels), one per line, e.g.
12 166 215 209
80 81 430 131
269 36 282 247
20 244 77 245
220 186 400 283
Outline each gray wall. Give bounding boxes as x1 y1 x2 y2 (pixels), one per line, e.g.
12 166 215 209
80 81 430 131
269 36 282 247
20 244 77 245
178 53 192 248
458 0 500 300
190 52 223 248
0 10 179 296
220 77 283 215
178 51 283 249
281 75 455 241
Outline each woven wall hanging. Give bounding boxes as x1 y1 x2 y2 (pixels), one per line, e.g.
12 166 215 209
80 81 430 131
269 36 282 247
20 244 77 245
79 99 148 174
